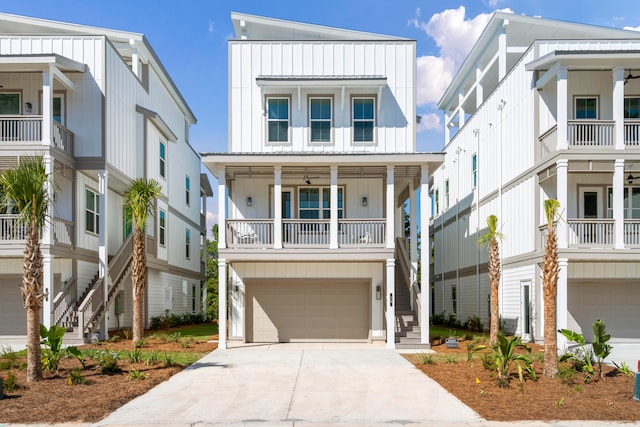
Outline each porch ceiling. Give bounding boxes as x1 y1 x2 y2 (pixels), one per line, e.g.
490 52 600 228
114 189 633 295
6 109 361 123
0 54 85 73
224 165 425 180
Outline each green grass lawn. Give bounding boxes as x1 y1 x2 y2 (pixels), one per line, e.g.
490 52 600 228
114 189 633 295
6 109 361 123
429 325 488 339
147 322 218 341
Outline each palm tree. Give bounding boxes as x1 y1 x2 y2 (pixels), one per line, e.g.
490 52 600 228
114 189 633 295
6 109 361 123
0 157 50 382
478 214 503 346
124 178 162 345
542 198 561 377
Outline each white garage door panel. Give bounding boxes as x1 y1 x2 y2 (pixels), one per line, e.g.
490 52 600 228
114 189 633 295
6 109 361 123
247 279 369 343
0 278 27 335
569 281 640 340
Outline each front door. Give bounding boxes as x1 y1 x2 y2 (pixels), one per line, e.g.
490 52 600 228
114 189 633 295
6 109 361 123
579 187 602 218
521 281 531 342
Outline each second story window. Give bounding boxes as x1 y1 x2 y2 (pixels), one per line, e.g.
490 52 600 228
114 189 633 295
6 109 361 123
267 97 289 143
0 93 20 115
575 97 598 119
185 175 190 206
159 209 166 246
159 140 166 179
624 97 640 118
444 179 450 210
299 187 343 219
435 189 440 216
185 229 191 259
85 188 99 234
309 97 332 143
352 97 375 143
472 153 477 188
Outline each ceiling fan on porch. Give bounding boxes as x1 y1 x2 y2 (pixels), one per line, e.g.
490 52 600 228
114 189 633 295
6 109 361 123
303 168 320 185
624 72 640 85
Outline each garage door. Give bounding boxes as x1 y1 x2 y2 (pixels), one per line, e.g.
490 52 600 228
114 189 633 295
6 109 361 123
569 281 640 339
0 277 27 335
246 279 369 342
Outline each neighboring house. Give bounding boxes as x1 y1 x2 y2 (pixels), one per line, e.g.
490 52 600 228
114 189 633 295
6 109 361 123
432 12 640 345
0 13 211 340
202 13 443 349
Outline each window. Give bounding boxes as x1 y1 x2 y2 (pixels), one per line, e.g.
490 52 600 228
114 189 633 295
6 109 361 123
123 206 132 238
53 95 64 124
185 229 191 259
608 187 640 219
444 180 450 210
185 175 190 206
159 210 166 246
575 97 598 119
298 187 343 219
451 285 457 315
0 93 20 115
192 284 197 312
624 97 640 119
352 97 375 143
85 189 99 234
309 97 332 143
267 97 289 143
435 189 440 215
159 140 166 179
472 153 477 188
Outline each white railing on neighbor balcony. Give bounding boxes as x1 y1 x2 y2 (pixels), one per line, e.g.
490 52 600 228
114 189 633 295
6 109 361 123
226 219 274 247
283 219 330 247
567 219 614 246
568 120 614 147
52 121 73 155
539 125 558 158
0 116 41 142
624 220 640 246
52 277 77 328
53 218 74 247
624 120 640 147
338 219 386 246
0 215 27 240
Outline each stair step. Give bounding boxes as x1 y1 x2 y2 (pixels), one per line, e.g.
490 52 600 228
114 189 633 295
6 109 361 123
395 342 431 350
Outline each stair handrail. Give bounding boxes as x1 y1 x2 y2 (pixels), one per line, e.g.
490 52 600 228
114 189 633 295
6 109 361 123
395 237 422 326
109 233 134 288
77 278 104 336
52 277 77 327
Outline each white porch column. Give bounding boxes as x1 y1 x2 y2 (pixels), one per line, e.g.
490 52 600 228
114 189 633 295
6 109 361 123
556 160 568 248
98 170 109 339
458 94 465 128
557 258 569 351
386 166 395 249
129 39 140 77
409 183 418 286
217 168 226 250
444 111 451 142
41 153 55 329
498 20 508 80
218 259 227 349
556 67 568 150
42 69 53 147
274 166 282 249
330 166 338 249
613 159 625 249
419 165 430 345
42 154 54 245
613 66 625 150
476 66 484 109
42 253 53 329
386 258 396 349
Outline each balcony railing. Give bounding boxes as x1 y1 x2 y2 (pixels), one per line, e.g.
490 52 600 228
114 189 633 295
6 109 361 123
225 218 386 249
53 218 74 247
624 120 640 147
567 219 614 246
624 220 640 246
0 116 73 156
0 215 27 240
568 120 614 147
539 125 557 158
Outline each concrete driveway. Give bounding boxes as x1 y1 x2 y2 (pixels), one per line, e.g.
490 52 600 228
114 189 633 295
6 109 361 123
95 343 482 426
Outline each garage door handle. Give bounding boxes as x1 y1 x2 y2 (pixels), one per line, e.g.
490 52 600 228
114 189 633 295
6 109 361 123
389 293 392 307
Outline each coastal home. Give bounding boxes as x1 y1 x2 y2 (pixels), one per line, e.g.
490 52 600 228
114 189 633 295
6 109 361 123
432 12 640 345
0 13 211 340
202 13 443 349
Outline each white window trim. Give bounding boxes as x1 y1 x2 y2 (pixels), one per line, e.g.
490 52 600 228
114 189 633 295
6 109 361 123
0 92 21 115
472 153 477 189
297 186 344 219
185 175 191 207
159 140 166 180
185 228 191 260
266 96 291 145
308 96 333 145
351 96 376 146
159 209 166 247
85 188 99 235
574 95 599 120
435 189 440 216
444 179 450 210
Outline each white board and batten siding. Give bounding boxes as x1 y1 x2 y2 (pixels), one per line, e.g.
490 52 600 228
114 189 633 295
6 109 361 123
147 270 200 320
228 262 385 340
229 41 415 154
501 265 536 336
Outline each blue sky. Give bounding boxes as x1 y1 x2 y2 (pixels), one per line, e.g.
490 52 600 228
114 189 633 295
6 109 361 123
2 0 640 230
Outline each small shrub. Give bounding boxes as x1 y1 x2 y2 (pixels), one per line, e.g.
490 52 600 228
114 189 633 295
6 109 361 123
444 355 458 364
122 328 132 340
128 369 149 380
574 385 583 393
466 342 487 362
145 351 160 366
128 349 143 363
167 332 182 343
134 337 148 349
96 351 121 375
0 346 20 370
493 335 536 388
67 368 89 385
481 353 496 371
431 312 446 326
181 338 193 349
464 315 484 332
557 363 579 385
3 371 18 392
162 353 174 368
418 353 436 365
613 361 635 377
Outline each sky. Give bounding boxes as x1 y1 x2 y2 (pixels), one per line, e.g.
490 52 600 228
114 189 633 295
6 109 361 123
2 0 640 235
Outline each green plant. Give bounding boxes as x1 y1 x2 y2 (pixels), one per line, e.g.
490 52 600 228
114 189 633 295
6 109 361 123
444 355 458 364
464 315 484 332
162 353 174 367
96 351 121 375
181 338 193 348
40 324 84 372
493 335 536 387
134 337 148 349
553 396 565 407
107 334 121 343
122 328 132 340
418 353 436 365
145 351 160 366
481 353 496 371
0 346 21 370
128 369 149 380
591 319 612 379
612 361 635 377
466 342 487 362
573 385 583 393
557 363 579 385
167 332 182 343
67 367 88 385
559 319 612 382
3 371 17 392
128 349 143 363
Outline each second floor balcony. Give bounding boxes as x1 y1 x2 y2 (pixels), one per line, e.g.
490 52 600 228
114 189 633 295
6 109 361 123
0 116 74 156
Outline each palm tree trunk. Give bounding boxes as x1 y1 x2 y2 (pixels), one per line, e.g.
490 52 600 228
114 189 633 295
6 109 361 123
23 221 43 382
489 239 500 345
132 229 146 344
543 228 559 377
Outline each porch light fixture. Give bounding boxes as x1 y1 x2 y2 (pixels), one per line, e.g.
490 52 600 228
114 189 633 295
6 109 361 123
304 174 311 185
24 102 32 113
376 285 381 300
627 174 640 184
233 285 239 298
362 196 368 207
246 196 252 206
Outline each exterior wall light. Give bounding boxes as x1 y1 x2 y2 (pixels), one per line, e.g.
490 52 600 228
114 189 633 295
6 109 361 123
246 196 252 206
362 196 368 207
376 285 381 300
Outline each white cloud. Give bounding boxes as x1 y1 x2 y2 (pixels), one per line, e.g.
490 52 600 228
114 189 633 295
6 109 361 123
623 25 640 31
208 21 215 33
417 113 441 132
206 212 218 239
412 6 513 107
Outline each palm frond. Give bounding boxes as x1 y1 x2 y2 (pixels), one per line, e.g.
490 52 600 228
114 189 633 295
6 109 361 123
544 199 561 229
124 178 163 232
477 214 504 247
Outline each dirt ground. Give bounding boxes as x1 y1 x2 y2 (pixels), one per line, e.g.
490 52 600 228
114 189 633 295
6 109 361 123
405 339 640 421
2 332 640 423
0 327 218 423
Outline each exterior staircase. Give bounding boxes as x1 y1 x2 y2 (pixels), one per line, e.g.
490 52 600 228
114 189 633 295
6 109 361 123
394 238 430 349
